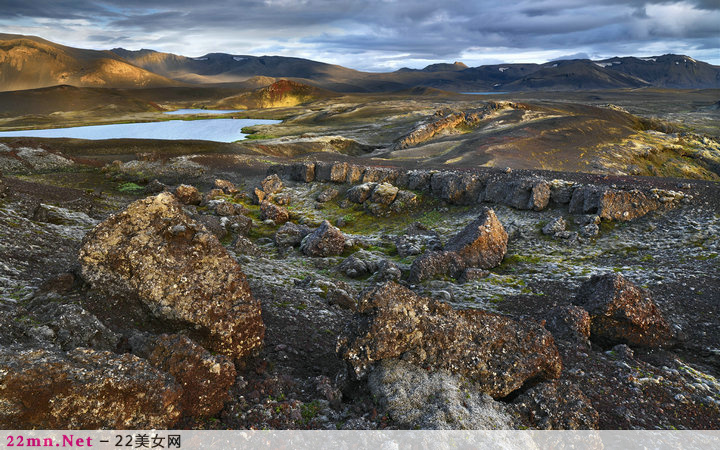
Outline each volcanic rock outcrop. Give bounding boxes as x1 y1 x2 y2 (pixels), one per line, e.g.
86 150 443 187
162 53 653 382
409 207 508 282
78 192 264 359
574 273 673 347
337 282 562 398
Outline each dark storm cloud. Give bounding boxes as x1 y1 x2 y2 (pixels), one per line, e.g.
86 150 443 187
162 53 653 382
2 0 718 69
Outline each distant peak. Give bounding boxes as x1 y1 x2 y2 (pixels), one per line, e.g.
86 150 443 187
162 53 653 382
453 61 468 68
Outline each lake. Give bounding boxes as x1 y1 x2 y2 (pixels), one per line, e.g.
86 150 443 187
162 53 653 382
0 118 281 143
163 109 244 115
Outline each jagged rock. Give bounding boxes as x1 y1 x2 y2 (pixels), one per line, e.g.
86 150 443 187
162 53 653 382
370 183 398 205
484 177 550 211
300 220 345 257
261 174 284 194
275 222 311 247
144 179 167 194
362 167 399 184
203 188 225 204
208 199 245 217
542 217 567 235
346 183 376 204
338 283 562 398
338 250 381 278
316 161 348 183
431 171 484 205
346 164 364 183
78 192 264 359
289 162 315 182
545 305 591 345
214 179 238 194
574 274 673 347
0 347 182 428
580 223 599 237
400 169 434 192
409 208 507 282
394 113 467 150
174 184 201 205
274 192 291 205
370 259 402 282
368 359 516 430
260 201 289 224
233 235 263 256
225 214 253 236
569 187 661 221
28 302 119 352
550 180 575 204
389 190 418 213
317 188 339 203
512 380 599 429
252 188 265 204
134 334 236 418
195 215 227 240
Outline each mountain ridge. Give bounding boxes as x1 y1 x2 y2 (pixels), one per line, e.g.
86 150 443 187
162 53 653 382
1 34 718 93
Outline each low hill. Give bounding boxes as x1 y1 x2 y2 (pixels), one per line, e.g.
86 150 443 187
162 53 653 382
213 79 338 109
0 34 181 92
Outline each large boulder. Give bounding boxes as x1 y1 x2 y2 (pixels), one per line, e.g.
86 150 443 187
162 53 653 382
289 162 315 182
0 347 182 429
409 208 507 282
300 220 346 257
132 334 236 418
78 192 264 359
573 274 673 347
337 282 562 398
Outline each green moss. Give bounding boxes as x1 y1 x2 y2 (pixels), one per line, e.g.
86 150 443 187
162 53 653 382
117 182 144 194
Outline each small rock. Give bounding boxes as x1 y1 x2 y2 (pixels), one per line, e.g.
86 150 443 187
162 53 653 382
252 188 265 204
260 174 284 194
144 179 167 194
545 305 591 345
301 220 346 257
174 184 202 205
580 223 599 237
274 192 292 205
260 201 289 224
275 222 312 247
347 183 376 204
512 380 599 429
214 179 238 194
234 235 263 256
370 183 399 205
317 188 339 203
542 217 566 235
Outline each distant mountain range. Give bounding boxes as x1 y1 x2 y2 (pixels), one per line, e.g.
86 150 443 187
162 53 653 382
1 33 718 93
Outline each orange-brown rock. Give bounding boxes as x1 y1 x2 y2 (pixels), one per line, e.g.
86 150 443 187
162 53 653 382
574 273 673 347
174 184 201 205
0 347 182 429
78 192 264 359
337 282 562 398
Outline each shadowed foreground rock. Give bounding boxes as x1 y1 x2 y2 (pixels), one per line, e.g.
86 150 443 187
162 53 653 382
409 207 507 282
0 347 182 429
512 380 599 430
133 334 237 418
574 273 673 348
337 282 562 398
78 192 264 359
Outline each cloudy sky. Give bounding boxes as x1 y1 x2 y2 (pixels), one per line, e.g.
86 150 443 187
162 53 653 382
2 0 718 71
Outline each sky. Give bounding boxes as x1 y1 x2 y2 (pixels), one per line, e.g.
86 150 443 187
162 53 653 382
1 0 719 71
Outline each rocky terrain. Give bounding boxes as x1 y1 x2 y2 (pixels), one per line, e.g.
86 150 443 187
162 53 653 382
0 148 718 430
